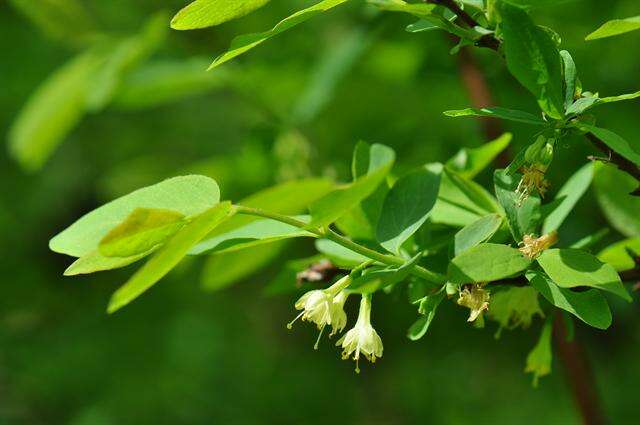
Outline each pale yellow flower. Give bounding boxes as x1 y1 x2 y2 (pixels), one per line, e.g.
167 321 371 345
457 285 490 323
288 275 352 348
336 294 383 373
519 232 558 259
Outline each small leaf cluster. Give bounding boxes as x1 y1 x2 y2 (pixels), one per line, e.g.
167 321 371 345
44 0 640 383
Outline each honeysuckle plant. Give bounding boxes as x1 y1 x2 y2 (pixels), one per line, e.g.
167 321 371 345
43 0 640 388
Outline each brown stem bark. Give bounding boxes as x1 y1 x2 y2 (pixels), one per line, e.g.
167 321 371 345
553 312 606 425
585 132 640 196
433 4 609 423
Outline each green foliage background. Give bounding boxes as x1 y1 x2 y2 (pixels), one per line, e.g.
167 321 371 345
1 0 639 423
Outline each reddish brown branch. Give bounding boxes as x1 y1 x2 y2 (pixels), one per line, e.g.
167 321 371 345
586 132 640 196
553 312 606 425
426 0 500 50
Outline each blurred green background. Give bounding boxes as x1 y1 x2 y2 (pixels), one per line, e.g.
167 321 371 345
1 1 639 423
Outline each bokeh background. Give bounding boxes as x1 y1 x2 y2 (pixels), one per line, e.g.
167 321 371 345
1 0 639 423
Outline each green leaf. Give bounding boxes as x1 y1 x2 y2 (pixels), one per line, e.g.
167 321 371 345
64 249 156 276
50 175 220 258
171 0 270 30
454 214 503 255
487 286 543 334
191 179 332 247
443 108 546 125
112 58 231 110
586 16 640 40
190 215 313 255
309 143 395 227
446 133 513 179
314 239 369 267
86 13 168 111
527 270 611 329
202 242 285 291
570 90 640 115
577 125 640 167
542 163 593 234
448 243 532 284
388 0 475 39
565 95 599 116
350 254 422 293
377 163 443 254
560 50 577 109
494 169 541 241
408 290 445 341
598 91 640 104
209 0 350 69
598 238 640 272
594 163 640 237
98 208 187 258
8 50 103 171
431 169 502 227
525 315 553 387
108 202 233 313
497 1 564 118
368 0 436 17
536 248 631 301
335 141 390 240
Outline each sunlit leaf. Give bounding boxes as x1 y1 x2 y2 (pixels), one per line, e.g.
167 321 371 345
171 0 270 30
209 0 350 69
50 175 220 258
586 15 640 40
443 108 545 125
108 202 232 313
597 238 640 272
99 208 187 258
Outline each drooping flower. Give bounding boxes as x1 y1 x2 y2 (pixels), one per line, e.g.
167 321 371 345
287 275 352 348
457 284 490 323
336 294 383 373
519 232 558 259
329 290 349 337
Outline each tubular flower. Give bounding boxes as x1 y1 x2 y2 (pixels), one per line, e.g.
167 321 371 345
329 291 349 337
457 285 490 323
336 294 383 373
519 232 558 259
287 275 352 348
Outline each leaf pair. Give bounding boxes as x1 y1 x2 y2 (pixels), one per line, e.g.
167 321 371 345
50 175 232 312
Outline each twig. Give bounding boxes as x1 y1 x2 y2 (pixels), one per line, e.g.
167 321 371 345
586 132 640 196
553 312 606 425
431 0 640 193
426 0 500 50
